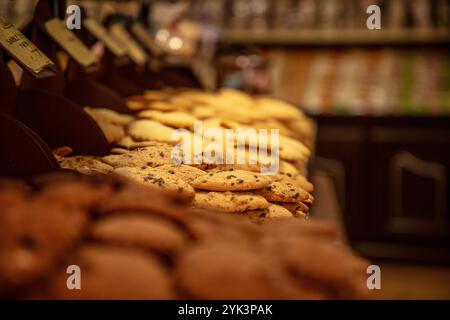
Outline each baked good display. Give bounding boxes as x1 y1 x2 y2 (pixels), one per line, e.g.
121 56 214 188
3 0 449 302
0 173 369 299
55 89 316 223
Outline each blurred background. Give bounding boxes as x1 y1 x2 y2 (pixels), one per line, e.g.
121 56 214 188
2 0 450 299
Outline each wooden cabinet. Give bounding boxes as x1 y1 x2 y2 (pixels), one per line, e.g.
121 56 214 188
315 116 450 263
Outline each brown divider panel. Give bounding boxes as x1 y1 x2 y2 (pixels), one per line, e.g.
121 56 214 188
0 50 57 178
65 79 132 114
96 49 142 97
16 89 110 156
0 113 58 178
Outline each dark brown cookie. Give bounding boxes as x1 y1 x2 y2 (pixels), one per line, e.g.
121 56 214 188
0 174 368 300
40 245 174 299
0 200 86 294
96 180 190 222
237 204 294 224
175 243 295 299
89 214 186 255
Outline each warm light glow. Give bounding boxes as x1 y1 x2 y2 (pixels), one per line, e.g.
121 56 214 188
155 28 170 45
168 36 183 51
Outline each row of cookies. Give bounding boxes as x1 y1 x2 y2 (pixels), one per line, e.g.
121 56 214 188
55 143 314 223
127 88 315 148
0 173 369 299
124 88 314 173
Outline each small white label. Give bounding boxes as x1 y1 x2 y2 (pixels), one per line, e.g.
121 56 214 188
66 265 81 290
366 5 382 30
366 264 381 289
66 5 81 30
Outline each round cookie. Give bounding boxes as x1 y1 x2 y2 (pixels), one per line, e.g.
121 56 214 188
0 183 26 210
41 245 174 299
84 107 134 126
110 148 129 155
263 237 369 299
274 202 309 218
270 173 314 193
255 97 303 120
240 204 293 223
155 164 206 185
37 179 110 210
263 204 293 219
251 119 295 138
279 147 303 162
294 175 314 193
219 88 255 108
96 121 125 144
193 191 269 212
96 181 191 220
213 163 262 173
193 170 271 191
303 193 314 206
143 90 168 101
279 161 299 176
254 182 309 203
89 214 186 255
56 155 114 175
192 105 215 119
102 143 175 168
139 110 197 129
114 166 195 199
174 243 294 299
128 120 176 143
126 99 148 111
147 101 179 111
279 136 310 159
116 135 137 148
0 200 86 293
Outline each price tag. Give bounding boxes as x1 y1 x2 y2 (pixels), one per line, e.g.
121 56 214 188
0 15 56 79
44 18 98 71
83 18 126 58
131 22 162 56
109 23 148 66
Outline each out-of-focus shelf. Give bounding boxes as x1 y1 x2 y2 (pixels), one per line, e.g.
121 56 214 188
222 28 450 45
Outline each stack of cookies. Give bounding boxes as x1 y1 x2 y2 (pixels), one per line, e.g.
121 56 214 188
126 88 315 170
55 88 315 222
55 147 313 222
191 169 312 223
0 173 369 299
